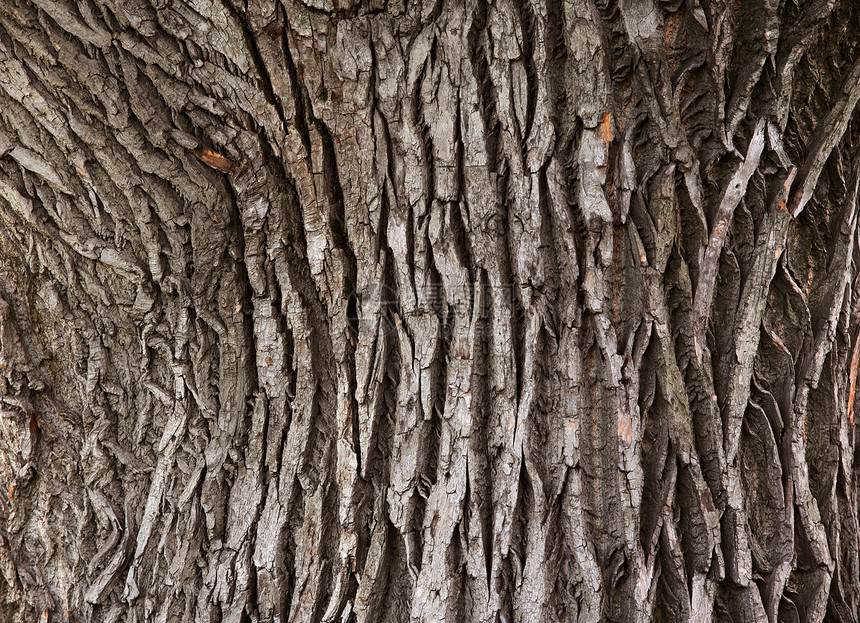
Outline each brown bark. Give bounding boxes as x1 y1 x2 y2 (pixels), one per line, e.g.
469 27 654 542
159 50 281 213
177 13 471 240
0 0 859 622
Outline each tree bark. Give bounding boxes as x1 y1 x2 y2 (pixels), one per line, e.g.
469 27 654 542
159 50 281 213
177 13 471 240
1 0 859 621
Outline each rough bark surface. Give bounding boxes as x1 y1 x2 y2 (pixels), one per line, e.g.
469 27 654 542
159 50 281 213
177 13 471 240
1 0 860 621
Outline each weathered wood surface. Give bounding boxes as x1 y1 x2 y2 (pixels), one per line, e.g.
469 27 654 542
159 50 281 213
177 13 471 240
1 0 860 621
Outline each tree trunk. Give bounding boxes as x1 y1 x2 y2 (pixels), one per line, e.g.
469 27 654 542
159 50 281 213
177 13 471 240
0 0 859 621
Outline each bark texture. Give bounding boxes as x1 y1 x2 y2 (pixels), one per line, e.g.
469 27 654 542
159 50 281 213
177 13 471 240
1 0 860 621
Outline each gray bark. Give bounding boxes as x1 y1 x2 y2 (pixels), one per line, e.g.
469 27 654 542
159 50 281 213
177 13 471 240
0 0 859 621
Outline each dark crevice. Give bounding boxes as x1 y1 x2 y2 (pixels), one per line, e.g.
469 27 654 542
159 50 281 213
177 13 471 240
508 456 532 599
467 2 501 175
379 519 413 622
452 96 476 294
472 268 494 595
215 0 290 141
411 56 435 229
513 0 538 146
279 7 313 160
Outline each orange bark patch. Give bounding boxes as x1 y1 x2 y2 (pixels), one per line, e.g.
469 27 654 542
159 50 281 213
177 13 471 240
618 411 634 444
848 332 860 425
665 11 682 55
191 148 234 173
7 484 13 499
601 111 613 143
700 487 715 513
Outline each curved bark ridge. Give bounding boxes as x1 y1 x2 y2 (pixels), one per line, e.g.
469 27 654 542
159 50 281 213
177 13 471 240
0 0 859 621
